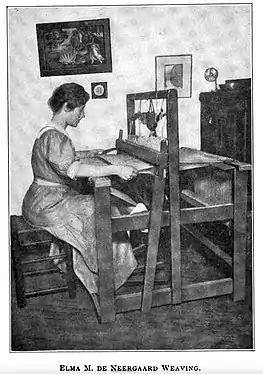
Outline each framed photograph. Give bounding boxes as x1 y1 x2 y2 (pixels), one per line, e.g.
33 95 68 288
155 54 192 98
36 18 112 77
91 82 108 99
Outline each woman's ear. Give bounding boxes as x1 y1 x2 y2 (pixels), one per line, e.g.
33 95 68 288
62 102 71 112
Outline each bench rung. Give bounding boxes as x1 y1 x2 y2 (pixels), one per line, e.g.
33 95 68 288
22 254 66 265
21 240 52 247
25 286 69 298
24 268 61 277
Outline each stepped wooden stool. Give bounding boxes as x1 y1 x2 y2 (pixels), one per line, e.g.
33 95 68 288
11 215 76 308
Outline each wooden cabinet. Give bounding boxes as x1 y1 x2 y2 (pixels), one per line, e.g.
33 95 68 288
200 79 251 164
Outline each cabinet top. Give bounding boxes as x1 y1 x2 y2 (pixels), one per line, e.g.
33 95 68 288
199 88 251 103
200 78 251 102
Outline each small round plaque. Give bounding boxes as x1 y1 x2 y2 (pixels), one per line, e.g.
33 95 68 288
93 84 105 97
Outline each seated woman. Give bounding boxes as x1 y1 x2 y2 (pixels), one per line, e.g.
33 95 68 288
22 82 138 296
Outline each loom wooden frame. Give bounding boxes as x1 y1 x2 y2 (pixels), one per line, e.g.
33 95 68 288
90 89 250 323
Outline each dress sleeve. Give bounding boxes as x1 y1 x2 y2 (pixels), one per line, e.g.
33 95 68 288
45 130 81 179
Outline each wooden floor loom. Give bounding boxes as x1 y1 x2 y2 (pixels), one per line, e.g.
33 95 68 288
88 89 251 323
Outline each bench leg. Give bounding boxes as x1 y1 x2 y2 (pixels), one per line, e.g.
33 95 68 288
64 242 77 299
11 231 26 308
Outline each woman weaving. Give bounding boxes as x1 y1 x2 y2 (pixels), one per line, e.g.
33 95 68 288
22 82 138 296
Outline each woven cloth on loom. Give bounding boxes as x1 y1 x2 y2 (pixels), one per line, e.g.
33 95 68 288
98 154 154 174
179 147 233 170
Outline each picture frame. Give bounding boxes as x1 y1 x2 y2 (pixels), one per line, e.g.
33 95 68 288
155 54 192 98
36 18 112 77
91 82 108 99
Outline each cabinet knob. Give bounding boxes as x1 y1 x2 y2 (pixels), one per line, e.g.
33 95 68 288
209 117 212 124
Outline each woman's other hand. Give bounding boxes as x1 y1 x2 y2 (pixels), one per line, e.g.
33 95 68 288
117 166 138 181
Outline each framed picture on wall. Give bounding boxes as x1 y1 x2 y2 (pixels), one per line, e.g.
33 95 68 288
155 54 192 98
36 18 112 77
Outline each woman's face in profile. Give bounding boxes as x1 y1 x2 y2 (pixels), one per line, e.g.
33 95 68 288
67 105 86 128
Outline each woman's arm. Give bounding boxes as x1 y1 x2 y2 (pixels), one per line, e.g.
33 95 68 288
76 149 103 159
76 163 138 181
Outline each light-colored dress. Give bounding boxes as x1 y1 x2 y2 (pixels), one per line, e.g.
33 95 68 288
22 124 137 294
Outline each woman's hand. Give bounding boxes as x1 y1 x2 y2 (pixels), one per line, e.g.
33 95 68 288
117 165 138 181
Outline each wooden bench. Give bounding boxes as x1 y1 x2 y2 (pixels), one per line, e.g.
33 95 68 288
11 215 76 308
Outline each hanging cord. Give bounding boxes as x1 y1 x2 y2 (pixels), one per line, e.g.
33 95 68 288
138 100 142 136
131 99 142 120
155 97 166 138
155 91 158 121
137 98 142 115
156 97 165 123
148 98 155 113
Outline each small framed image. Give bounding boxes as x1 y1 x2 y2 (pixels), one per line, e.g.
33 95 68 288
36 18 112 77
91 82 108 99
155 54 192 98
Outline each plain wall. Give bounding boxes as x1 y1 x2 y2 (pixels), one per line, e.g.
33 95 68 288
9 4 251 215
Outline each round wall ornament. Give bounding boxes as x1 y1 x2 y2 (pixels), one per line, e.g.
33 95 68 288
204 67 219 90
